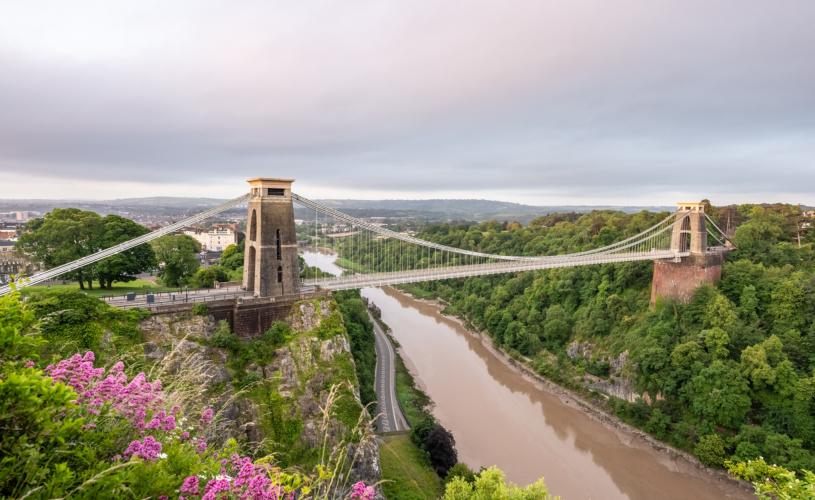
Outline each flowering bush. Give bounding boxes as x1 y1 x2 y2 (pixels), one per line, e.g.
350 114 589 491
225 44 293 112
0 291 378 499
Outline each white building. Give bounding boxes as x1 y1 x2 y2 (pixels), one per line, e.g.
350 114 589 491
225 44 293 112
183 226 237 252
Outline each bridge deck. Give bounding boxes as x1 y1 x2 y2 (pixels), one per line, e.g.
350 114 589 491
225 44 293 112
305 250 686 291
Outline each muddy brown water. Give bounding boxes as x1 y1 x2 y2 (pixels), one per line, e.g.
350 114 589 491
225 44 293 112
301 251 751 499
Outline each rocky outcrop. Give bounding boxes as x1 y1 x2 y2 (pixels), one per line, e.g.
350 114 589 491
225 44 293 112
567 341 642 402
138 300 380 487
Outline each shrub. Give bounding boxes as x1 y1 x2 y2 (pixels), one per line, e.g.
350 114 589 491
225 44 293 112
446 462 476 484
189 266 229 289
695 434 727 467
0 290 379 499
411 419 458 477
424 424 458 476
410 418 436 450
191 303 209 316
644 408 671 438
211 320 239 350
727 458 815 500
443 466 550 499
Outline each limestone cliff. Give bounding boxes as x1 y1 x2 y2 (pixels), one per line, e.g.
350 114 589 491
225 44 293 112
138 297 380 485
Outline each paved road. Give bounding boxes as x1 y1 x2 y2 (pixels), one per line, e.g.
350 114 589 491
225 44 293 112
370 311 409 433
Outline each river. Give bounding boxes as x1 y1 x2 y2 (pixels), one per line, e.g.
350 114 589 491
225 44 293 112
301 250 751 500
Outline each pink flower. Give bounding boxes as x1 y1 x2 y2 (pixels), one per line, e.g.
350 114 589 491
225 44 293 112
45 352 164 430
201 407 214 426
201 478 230 500
24 360 35 368
124 435 163 461
193 437 208 454
146 410 177 431
350 481 376 500
180 476 200 496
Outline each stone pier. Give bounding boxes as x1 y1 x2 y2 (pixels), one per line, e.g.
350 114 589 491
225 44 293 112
650 201 725 304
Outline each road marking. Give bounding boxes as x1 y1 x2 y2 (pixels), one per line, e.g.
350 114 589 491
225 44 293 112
370 310 407 432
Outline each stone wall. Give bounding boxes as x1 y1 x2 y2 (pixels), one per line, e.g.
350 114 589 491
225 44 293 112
650 252 724 304
146 291 331 337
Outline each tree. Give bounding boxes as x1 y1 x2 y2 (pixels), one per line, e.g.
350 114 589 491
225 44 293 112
16 210 156 290
423 424 458 476
542 305 570 346
685 360 751 429
694 434 727 467
410 419 459 477
189 266 229 289
151 235 201 287
732 207 787 265
220 244 244 270
16 208 103 289
94 215 156 289
702 327 730 360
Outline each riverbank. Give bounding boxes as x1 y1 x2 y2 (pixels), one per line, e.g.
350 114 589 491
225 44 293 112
393 286 753 497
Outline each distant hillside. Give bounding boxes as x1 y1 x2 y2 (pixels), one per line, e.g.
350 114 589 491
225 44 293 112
0 196 671 223
316 199 670 222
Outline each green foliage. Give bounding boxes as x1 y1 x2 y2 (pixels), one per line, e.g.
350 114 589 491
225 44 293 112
379 433 443 500
422 424 458 477
189 265 229 288
443 466 551 500
313 308 345 340
0 292 41 364
336 203 815 475
445 463 476 484
219 243 244 271
94 215 157 288
334 290 377 406
694 434 727 467
151 234 201 287
1 289 376 499
0 367 88 497
727 458 815 500
23 290 145 358
685 360 751 429
393 344 435 427
16 209 156 289
191 303 209 316
219 243 245 281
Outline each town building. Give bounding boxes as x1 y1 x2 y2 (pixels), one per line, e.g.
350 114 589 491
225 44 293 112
0 229 18 241
182 224 238 252
0 211 39 222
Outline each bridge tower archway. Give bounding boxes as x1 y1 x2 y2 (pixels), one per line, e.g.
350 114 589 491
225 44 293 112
242 178 300 297
670 202 708 256
653 200 721 304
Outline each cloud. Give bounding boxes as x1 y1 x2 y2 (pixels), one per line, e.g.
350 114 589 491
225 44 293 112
0 0 813 203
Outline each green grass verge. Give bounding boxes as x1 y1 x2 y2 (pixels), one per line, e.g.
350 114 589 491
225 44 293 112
333 257 370 274
379 433 443 500
390 338 435 427
395 283 438 300
23 279 176 298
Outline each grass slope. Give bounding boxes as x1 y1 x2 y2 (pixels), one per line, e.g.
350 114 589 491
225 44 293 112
379 434 442 500
23 279 175 298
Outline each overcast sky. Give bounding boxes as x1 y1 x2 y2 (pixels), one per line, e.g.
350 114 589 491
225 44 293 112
1 1 813 205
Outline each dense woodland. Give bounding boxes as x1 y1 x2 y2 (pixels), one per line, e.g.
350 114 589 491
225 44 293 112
340 204 815 477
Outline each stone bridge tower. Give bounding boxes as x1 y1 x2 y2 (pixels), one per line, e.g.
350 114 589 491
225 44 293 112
650 201 723 304
242 178 300 297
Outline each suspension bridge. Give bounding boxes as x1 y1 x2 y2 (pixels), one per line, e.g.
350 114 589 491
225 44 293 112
0 179 731 309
